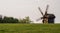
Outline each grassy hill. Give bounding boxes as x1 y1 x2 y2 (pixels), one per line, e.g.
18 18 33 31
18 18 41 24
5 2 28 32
0 24 60 33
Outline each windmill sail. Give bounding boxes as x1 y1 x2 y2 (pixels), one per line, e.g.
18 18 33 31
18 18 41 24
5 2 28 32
38 7 43 16
36 18 41 21
45 5 49 15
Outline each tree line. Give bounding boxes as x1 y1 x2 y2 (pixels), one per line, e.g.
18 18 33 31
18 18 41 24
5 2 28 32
0 15 32 23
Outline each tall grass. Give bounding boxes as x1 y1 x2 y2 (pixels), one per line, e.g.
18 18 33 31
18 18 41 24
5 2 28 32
0 24 60 33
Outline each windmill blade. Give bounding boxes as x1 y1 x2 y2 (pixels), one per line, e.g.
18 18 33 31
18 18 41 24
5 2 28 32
38 7 44 16
36 17 43 21
45 5 49 15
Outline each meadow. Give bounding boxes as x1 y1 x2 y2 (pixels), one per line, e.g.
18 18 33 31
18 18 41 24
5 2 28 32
0 23 60 33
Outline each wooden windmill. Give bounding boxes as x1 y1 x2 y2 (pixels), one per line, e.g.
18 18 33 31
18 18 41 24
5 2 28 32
36 5 56 24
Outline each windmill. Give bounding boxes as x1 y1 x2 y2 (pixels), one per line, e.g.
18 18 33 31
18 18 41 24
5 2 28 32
36 5 56 24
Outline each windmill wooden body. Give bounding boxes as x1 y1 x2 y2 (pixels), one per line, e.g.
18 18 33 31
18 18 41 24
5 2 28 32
37 5 56 24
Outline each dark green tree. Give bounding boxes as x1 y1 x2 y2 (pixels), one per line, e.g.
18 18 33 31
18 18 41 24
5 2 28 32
2 16 19 23
0 15 2 23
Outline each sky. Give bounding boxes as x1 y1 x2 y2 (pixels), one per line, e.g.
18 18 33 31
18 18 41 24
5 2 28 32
0 0 60 23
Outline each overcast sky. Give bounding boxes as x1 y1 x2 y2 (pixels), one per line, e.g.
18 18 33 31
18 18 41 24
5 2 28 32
0 0 60 23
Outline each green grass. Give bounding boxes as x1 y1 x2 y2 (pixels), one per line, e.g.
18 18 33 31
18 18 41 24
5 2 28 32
0 23 60 33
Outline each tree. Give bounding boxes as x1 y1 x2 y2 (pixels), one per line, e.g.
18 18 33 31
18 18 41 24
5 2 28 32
2 16 19 23
19 16 32 24
0 15 2 23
